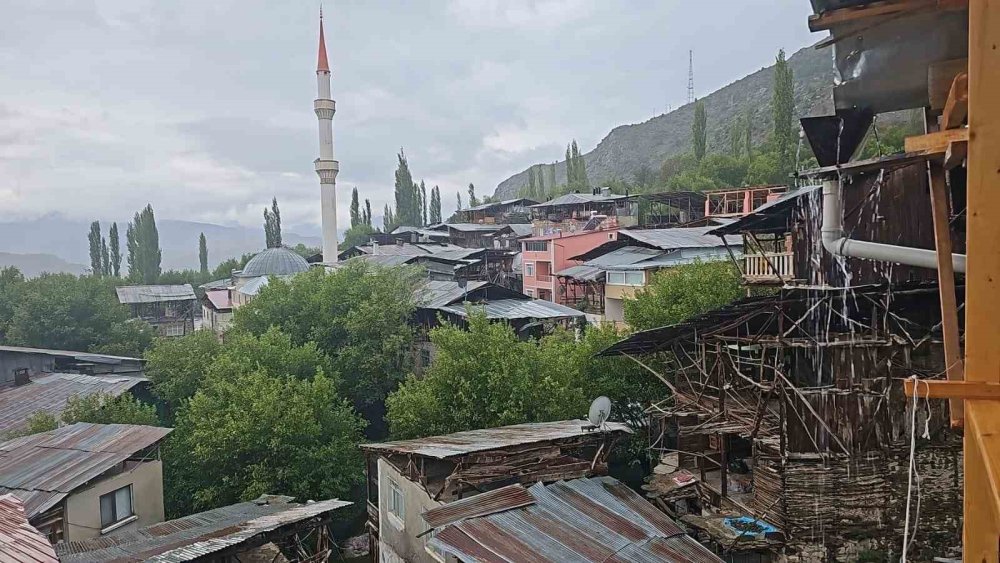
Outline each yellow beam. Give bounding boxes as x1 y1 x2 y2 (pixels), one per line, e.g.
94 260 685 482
905 128 969 153
904 379 1000 400
965 0 1000 559
943 72 970 129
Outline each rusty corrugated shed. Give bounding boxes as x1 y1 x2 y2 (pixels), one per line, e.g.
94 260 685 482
0 423 172 518
57 495 351 562
360 420 632 460
423 485 536 528
425 476 721 563
0 494 58 563
0 373 147 436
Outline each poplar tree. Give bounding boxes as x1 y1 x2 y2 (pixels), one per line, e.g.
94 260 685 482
467 183 479 208
547 164 556 199
101 238 110 276
456 192 463 215
263 198 282 248
199 233 209 275
430 186 442 223
536 165 545 197
350 188 361 228
693 100 707 162
772 49 795 177
574 142 589 190
383 204 395 232
88 221 102 276
420 181 428 226
565 145 574 188
126 204 162 283
364 199 373 227
394 149 418 226
527 167 538 199
109 223 121 277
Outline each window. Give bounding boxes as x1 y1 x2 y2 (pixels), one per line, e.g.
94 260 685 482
607 271 645 286
524 241 549 252
388 479 404 525
525 262 535 277
525 288 535 297
163 323 185 337
606 271 625 285
100 485 134 529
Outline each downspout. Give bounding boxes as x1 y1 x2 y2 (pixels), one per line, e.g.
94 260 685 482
821 179 966 273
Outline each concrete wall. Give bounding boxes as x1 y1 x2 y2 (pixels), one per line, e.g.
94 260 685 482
377 458 452 563
63 460 165 542
0 352 54 388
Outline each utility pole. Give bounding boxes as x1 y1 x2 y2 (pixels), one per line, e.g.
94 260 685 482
687 50 695 104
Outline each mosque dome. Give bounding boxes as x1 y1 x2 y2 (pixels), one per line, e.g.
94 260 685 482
236 247 311 278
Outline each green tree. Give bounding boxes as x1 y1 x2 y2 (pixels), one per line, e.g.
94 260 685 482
88 221 102 276
91 318 156 358
5 413 58 439
198 233 209 275
394 149 418 227
772 49 795 181
430 186 442 224
5 274 154 354
62 392 159 426
456 191 463 216
263 197 282 248
467 183 479 208
165 368 363 515
693 100 707 162
420 181 428 226
341 223 376 250
527 167 538 199
229 263 420 436
536 164 545 197
547 164 556 198
350 187 361 228
364 198 373 227
109 222 122 277
572 140 589 189
145 329 222 414
101 237 110 277
383 204 394 232
565 144 574 188
126 205 162 283
0 266 25 340
624 260 743 331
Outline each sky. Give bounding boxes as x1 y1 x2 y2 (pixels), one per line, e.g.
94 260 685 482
0 0 816 236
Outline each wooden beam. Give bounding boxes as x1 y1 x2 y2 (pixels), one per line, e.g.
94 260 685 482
928 163 966 425
929 58 969 111
943 72 970 129
904 379 1000 400
808 0 965 32
944 140 968 170
904 128 969 154
965 0 1000 558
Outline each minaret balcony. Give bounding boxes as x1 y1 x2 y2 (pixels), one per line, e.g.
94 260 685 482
314 99 336 119
315 158 339 182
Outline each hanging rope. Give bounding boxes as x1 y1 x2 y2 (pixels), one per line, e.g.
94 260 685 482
900 375 925 562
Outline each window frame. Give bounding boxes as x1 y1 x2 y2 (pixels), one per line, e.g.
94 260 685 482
606 271 625 285
524 262 535 277
388 478 405 528
524 241 549 252
99 485 135 532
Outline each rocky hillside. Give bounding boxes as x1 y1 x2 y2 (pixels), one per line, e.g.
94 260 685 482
494 45 835 199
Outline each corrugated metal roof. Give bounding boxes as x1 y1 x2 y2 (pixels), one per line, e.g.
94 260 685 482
115 285 196 304
0 373 147 437
0 494 58 563
350 254 420 268
605 247 736 271
619 227 741 250
461 198 539 212
530 193 626 208
57 495 351 563
554 265 605 282
413 280 491 308
425 476 721 563
418 248 485 263
0 423 171 518
360 420 631 459
442 223 509 233
358 242 466 256
236 276 270 296
0 345 141 364
584 246 662 268
438 299 585 321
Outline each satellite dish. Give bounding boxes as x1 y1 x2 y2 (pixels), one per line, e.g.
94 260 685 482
588 396 612 428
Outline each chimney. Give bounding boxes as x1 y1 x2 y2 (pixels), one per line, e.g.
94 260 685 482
13 368 29 386
600 187 612 197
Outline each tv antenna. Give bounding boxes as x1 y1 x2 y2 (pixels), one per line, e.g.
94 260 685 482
585 396 612 431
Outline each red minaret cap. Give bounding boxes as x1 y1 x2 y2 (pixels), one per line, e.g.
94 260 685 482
317 8 330 73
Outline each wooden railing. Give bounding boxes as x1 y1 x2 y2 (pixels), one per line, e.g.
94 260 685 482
743 252 794 283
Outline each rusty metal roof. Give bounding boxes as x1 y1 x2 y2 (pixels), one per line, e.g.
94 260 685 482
0 494 58 563
0 373 147 437
115 285 197 304
0 423 171 518
56 495 351 562
424 476 721 563
360 420 631 460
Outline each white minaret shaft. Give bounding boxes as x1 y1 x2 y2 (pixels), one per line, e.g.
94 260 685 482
314 10 339 263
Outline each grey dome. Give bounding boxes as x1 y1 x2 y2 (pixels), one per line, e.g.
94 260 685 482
236 247 310 278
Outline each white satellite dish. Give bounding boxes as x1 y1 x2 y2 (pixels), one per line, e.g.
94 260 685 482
588 396 612 428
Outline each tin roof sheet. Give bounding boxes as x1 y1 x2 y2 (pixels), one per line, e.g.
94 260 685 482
115 285 196 304
461 198 539 212
554 265 605 282
619 227 741 250
425 476 720 563
0 423 171 518
413 280 492 308
360 419 631 459
203 289 232 311
236 275 270 296
0 345 141 364
0 494 58 563
438 299 585 321
0 373 147 437
57 496 351 562
530 193 627 208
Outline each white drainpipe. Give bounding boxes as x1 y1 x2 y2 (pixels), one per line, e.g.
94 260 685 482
821 179 966 273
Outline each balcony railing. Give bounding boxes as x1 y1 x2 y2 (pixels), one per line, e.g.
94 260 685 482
743 252 794 283
535 274 553 283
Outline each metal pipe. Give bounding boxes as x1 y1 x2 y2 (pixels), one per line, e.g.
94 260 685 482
820 180 966 273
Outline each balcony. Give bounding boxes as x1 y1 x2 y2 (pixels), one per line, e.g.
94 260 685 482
743 252 794 284
535 273 553 283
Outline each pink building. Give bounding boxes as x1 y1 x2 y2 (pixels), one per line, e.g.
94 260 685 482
521 229 619 303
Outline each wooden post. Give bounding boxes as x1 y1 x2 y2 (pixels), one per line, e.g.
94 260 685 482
928 162 965 426
964 0 1000 559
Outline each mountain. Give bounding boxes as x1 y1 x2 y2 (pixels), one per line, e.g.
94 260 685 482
0 252 87 277
0 214 321 273
493 45 836 199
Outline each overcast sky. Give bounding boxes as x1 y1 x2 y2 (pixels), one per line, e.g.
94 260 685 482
0 0 816 235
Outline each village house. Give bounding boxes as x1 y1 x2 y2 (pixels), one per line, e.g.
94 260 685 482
359 420 632 563
115 284 197 337
56 494 351 562
0 423 172 544
200 287 233 338
0 344 144 386
520 229 620 304
556 227 742 325
454 198 538 224
528 189 637 235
